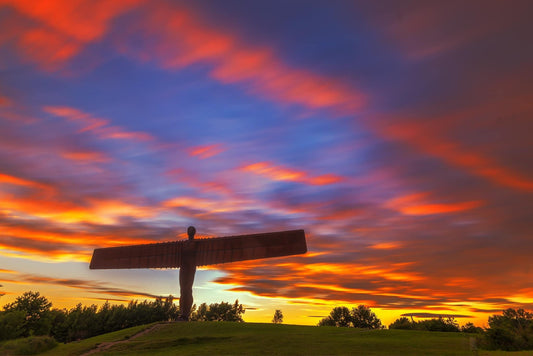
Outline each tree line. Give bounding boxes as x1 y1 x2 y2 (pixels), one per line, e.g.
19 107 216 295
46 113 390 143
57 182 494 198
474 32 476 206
1 291 532 351
0 291 244 343
318 304 533 351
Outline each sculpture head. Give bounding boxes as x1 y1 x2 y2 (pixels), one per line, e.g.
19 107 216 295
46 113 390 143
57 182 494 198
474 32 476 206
187 226 196 240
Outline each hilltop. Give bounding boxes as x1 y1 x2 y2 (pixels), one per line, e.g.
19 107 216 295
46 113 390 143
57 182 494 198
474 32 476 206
36 321 483 356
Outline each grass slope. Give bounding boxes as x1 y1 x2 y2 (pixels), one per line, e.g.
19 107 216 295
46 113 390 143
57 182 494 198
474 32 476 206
44 322 475 356
40 324 153 356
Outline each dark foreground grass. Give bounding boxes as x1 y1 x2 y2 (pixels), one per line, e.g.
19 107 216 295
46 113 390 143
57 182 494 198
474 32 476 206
39 324 153 356
45 322 475 356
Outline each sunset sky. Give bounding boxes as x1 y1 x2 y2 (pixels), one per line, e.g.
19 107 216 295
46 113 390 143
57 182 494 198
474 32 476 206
0 0 532 326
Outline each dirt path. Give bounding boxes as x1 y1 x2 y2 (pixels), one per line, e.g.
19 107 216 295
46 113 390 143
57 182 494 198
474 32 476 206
80 323 165 356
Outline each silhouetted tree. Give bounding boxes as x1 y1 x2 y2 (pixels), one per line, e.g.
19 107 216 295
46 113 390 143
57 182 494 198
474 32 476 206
351 305 383 329
484 308 533 351
461 322 483 334
389 316 459 332
3 291 52 337
0 310 26 340
421 317 459 332
389 317 416 330
318 306 352 327
190 300 245 322
0 293 174 343
318 305 382 328
272 309 283 324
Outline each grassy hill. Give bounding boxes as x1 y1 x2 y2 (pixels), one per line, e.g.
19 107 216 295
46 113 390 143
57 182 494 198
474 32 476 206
39 322 531 356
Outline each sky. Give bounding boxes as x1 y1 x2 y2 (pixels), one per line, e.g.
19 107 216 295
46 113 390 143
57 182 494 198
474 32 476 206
0 0 532 327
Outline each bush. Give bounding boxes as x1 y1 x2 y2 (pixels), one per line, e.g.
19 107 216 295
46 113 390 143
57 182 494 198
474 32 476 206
0 336 57 355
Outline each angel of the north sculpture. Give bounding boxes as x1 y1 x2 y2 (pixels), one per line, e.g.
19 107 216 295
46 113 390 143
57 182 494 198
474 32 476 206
90 227 307 320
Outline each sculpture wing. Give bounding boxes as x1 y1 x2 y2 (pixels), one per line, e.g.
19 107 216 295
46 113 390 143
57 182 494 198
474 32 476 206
90 241 183 269
89 229 306 269
194 229 307 266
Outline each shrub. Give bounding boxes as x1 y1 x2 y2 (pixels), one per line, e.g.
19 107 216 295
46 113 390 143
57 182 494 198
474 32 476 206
0 336 57 355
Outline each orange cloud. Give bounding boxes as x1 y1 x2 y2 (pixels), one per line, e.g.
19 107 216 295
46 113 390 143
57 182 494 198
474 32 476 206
61 151 110 163
371 242 402 250
189 144 225 159
386 192 482 216
0 190 153 225
241 162 343 186
0 225 156 258
400 201 482 216
0 172 48 189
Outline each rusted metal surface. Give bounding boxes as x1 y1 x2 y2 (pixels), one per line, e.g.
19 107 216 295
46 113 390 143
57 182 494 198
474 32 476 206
90 229 306 269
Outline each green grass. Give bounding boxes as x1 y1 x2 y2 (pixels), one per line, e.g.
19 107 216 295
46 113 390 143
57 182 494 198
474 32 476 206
45 322 474 356
478 352 533 356
39 324 154 356
37 322 533 356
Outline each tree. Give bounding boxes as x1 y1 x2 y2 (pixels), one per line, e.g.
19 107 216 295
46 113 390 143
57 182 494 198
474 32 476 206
389 317 415 330
272 309 283 324
351 305 382 329
0 310 26 340
485 308 533 351
419 317 459 332
318 305 383 329
191 300 245 322
3 291 52 337
461 322 483 334
318 306 352 327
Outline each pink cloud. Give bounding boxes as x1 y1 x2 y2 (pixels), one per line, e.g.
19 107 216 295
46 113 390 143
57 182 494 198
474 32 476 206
44 105 154 142
0 0 142 70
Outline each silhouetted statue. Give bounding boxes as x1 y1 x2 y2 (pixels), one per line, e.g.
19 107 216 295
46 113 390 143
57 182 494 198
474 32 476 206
89 226 307 321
